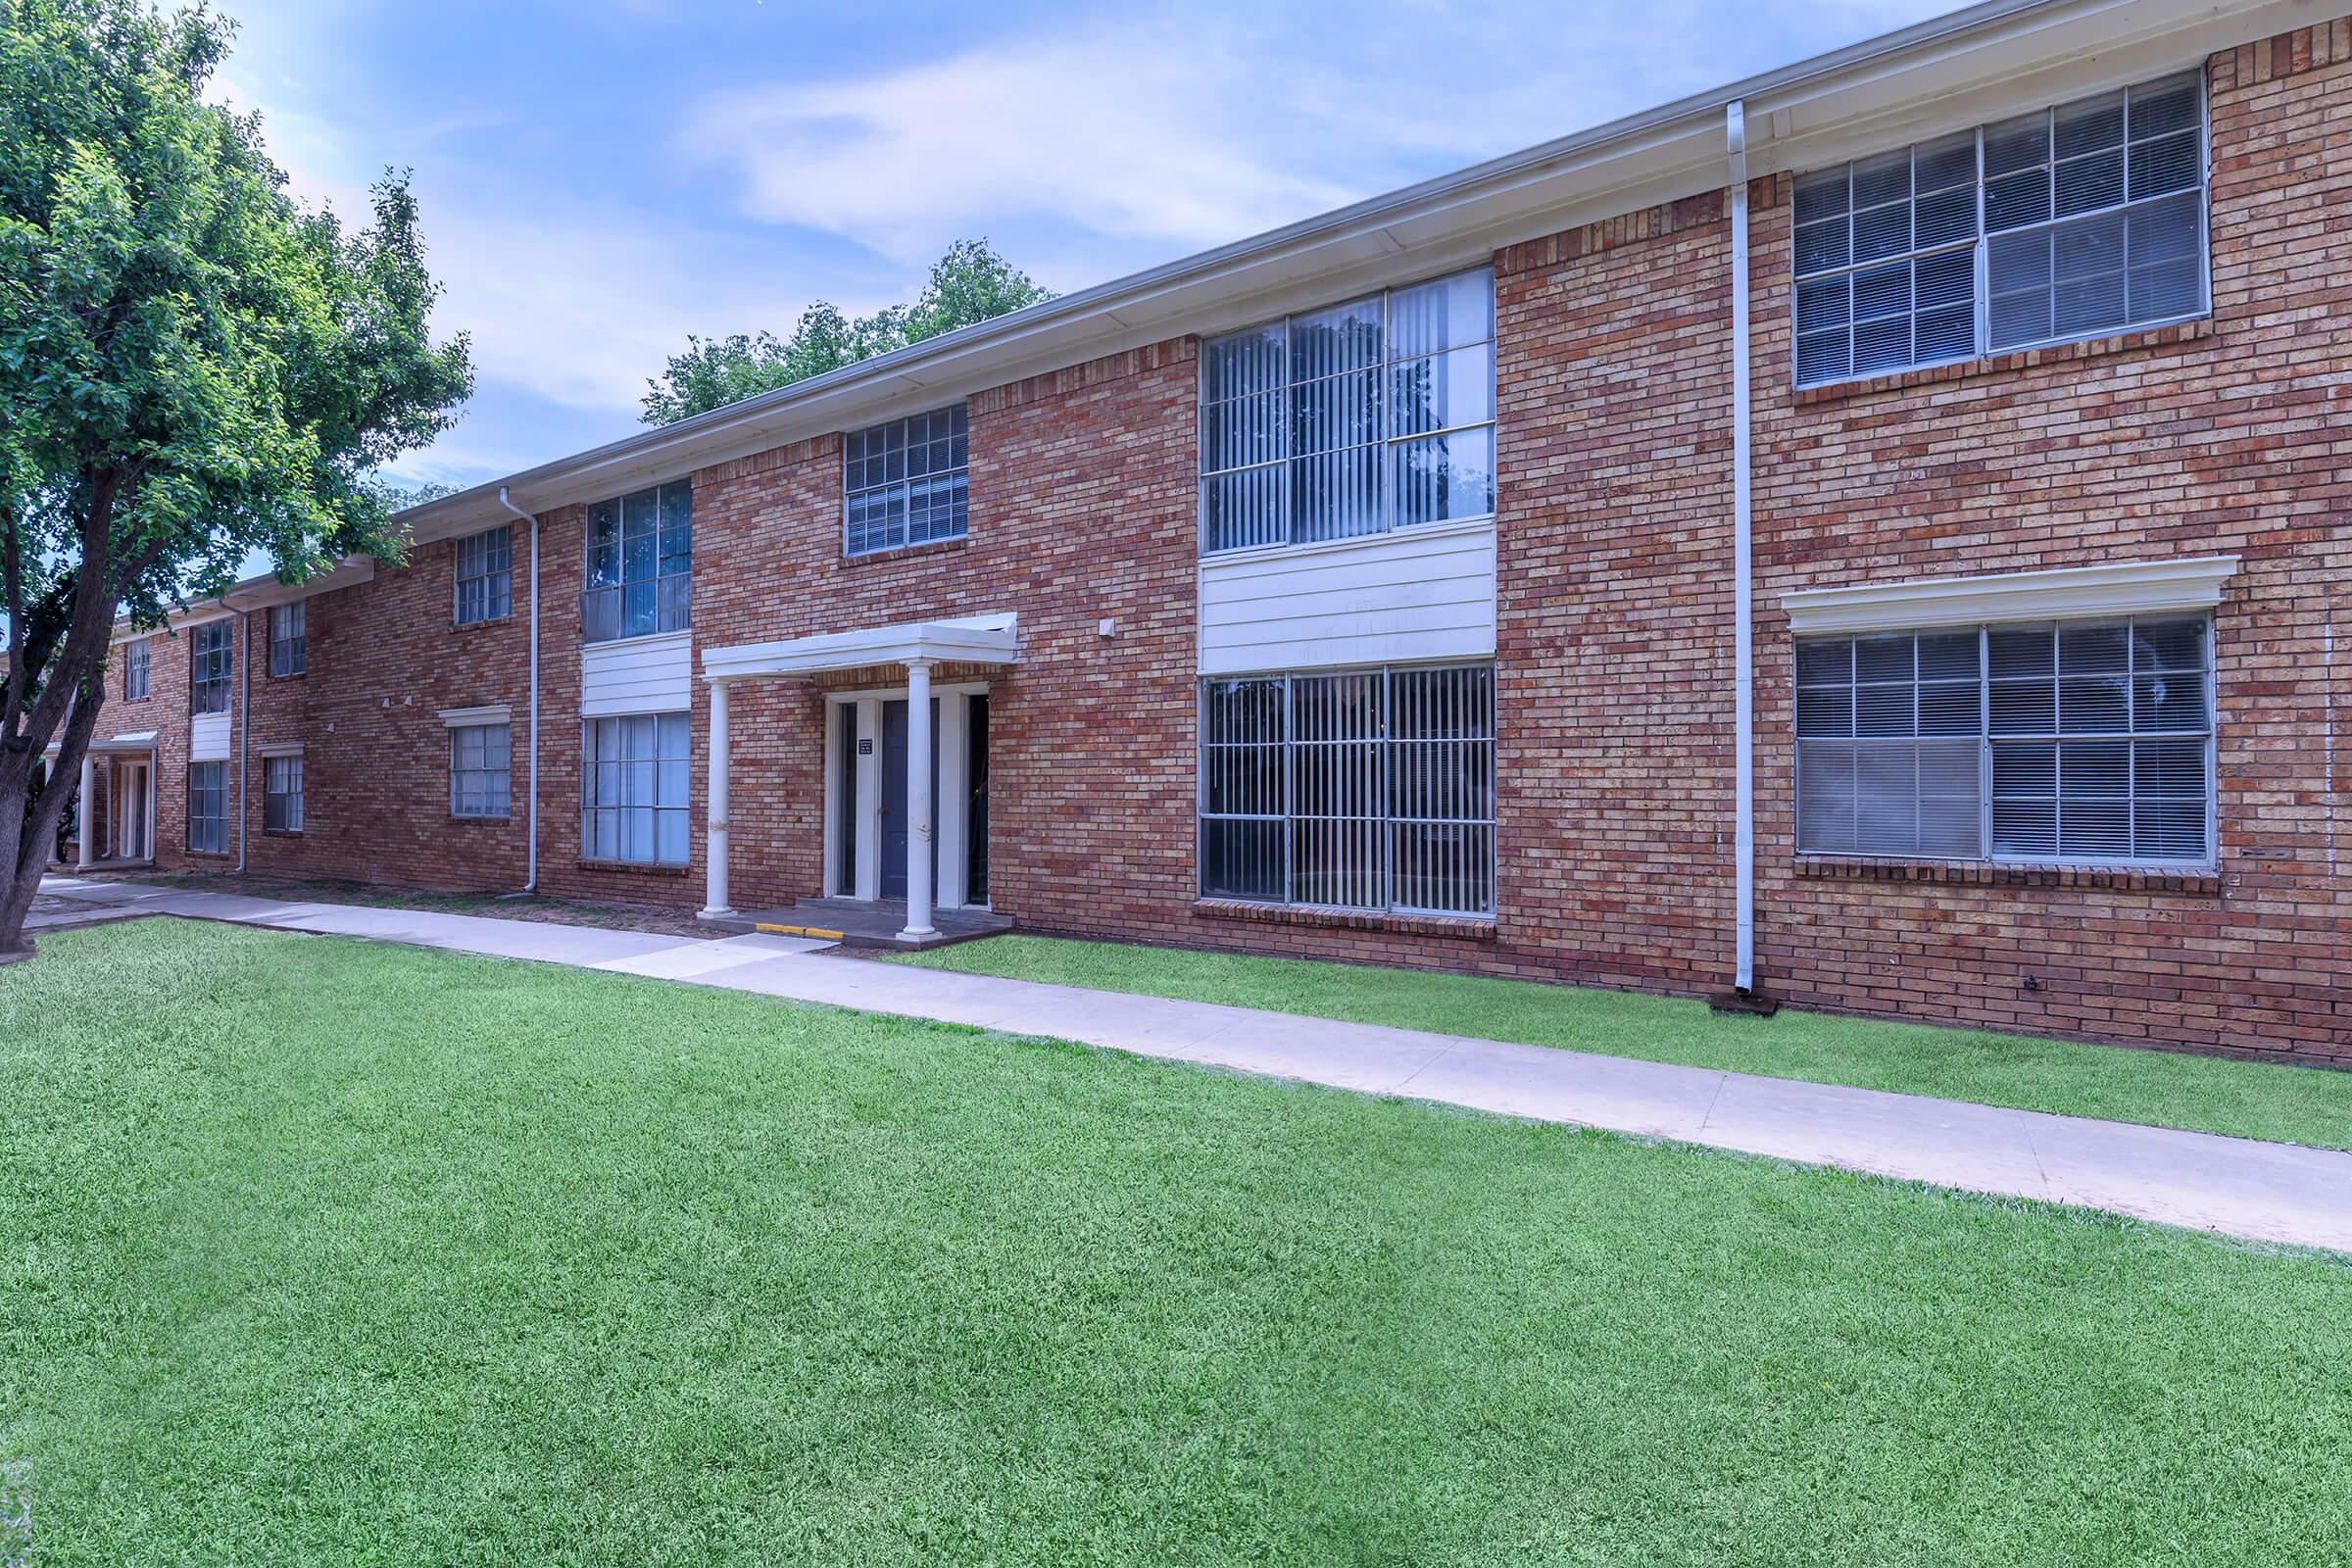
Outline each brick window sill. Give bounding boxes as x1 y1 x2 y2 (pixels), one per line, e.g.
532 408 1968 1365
839 536 970 569
577 858 691 876
262 829 304 839
1795 857 2220 897
1192 899 1497 940
450 813 514 826
1792 318 2214 408
451 615 514 634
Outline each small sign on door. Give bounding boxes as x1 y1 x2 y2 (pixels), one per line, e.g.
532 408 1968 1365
857 738 874 756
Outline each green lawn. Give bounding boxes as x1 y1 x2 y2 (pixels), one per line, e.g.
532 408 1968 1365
5 920 2349 1567
898 936 2352 1152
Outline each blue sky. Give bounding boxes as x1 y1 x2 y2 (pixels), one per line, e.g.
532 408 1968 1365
210 0 1952 492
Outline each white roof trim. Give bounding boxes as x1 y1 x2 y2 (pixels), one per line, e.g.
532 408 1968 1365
703 612 1018 681
1780 555 2240 634
257 740 306 759
438 704 514 728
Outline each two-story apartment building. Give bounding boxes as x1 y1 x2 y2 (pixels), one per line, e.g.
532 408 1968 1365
71 0 2351 1064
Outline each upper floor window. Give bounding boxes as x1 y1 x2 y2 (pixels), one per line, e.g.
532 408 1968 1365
845 407 967 556
190 621 232 714
1795 614 2213 866
455 526 513 626
122 639 149 702
269 602 306 677
1792 73 2206 388
1200 268 1495 556
583 481 690 644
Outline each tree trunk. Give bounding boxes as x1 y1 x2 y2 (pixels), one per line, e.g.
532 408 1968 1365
0 669 107 959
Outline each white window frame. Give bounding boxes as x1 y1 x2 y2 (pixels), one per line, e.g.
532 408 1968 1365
1198 267 1497 556
263 755 305 833
581 711 690 866
189 620 232 714
1793 616 2217 869
187 760 227 853
582 482 691 645
450 722 512 820
455 526 513 627
843 405 969 557
1198 661 1496 916
122 639 149 702
269 602 306 677
1790 72 2210 388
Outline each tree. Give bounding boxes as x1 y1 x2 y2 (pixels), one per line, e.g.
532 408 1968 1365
640 238 1054 424
0 0 473 956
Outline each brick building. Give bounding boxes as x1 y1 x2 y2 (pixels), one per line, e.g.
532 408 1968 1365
68 0 2351 1063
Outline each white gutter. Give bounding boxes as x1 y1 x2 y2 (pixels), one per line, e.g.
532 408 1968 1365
497 488 540 894
1728 102 1756 997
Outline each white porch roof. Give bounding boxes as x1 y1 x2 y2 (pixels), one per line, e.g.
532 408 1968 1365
45 730 157 759
701 612 1018 682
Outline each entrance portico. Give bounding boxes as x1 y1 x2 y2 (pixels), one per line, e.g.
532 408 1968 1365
699 613 1015 942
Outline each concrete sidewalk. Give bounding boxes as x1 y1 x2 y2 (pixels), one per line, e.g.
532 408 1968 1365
35 875 2352 1253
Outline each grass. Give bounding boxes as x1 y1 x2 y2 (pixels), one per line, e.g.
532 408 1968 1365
897 936 2352 1152
5 919 2350 1567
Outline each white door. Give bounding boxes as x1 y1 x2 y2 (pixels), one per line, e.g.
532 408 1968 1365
119 762 150 860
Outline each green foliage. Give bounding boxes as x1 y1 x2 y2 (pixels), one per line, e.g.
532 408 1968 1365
0 0 469 943
640 237 1054 424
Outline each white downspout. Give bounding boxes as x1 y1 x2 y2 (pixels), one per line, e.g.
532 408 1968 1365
235 606 250 873
1728 101 1756 996
497 487 540 895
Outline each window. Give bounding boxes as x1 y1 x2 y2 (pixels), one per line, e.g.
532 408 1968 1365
1792 73 2206 386
1200 662 1494 915
190 621 232 714
264 757 304 833
269 602 305 677
1200 268 1495 554
451 723 511 819
1795 615 2213 864
582 712 689 865
456 526 513 626
123 640 149 702
187 761 227 853
583 481 690 643
845 406 968 556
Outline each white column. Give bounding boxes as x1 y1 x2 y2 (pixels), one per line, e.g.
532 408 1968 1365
75 753 95 868
701 679 734 919
898 660 938 940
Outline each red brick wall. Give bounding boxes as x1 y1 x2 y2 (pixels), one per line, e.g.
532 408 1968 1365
1740 37 2352 1061
105 22 2352 1064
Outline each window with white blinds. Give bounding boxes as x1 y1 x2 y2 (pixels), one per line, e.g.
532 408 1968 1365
1199 270 1495 554
1795 615 2213 865
1792 73 2207 387
1200 663 1494 915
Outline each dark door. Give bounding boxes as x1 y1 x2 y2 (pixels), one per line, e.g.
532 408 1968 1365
966 695 989 904
879 698 939 901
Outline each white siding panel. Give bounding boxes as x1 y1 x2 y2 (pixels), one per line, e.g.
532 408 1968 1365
189 712 231 762
582 631 692 717
1199 518 1496 675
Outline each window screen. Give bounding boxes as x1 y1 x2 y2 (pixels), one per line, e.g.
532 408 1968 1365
190 621 232 714
845 406 968 556
187 761 227 853
264 757 304 833
1200 663 1494 914
1200 269 1495 553
1792 73 2205 386
456 526 513 626
451 724 511 819
270 603 305 677
584 482 691 643
1796 615 2212 864
582 712 690 865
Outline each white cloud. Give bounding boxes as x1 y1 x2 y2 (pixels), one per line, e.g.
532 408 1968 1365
681 22 1363 259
